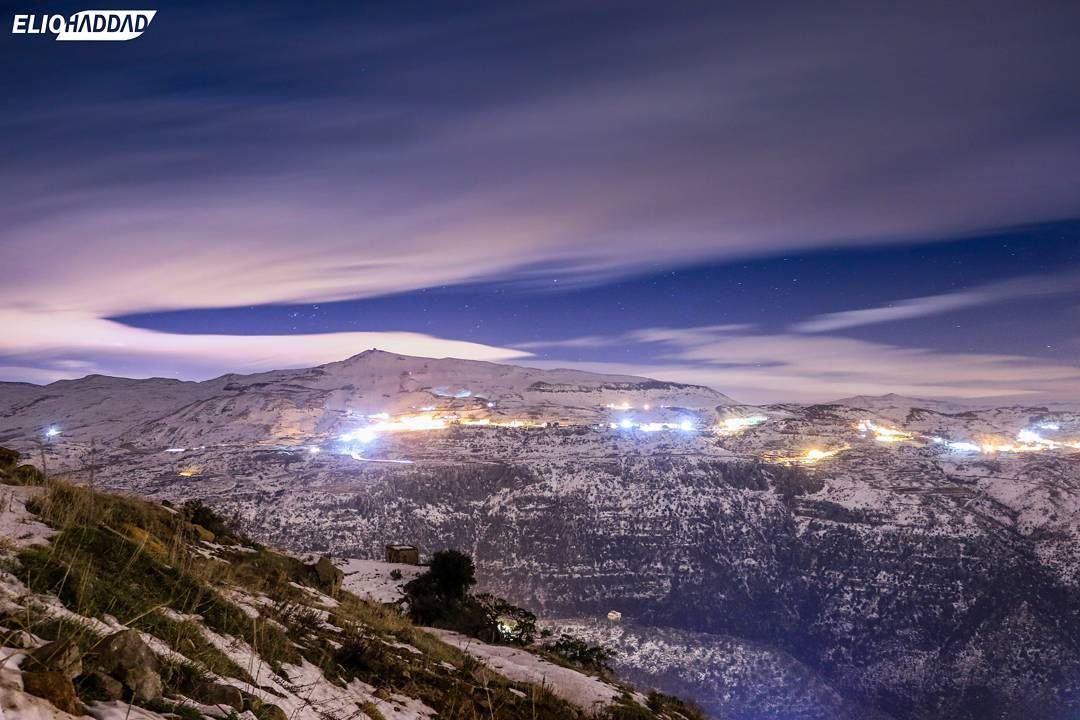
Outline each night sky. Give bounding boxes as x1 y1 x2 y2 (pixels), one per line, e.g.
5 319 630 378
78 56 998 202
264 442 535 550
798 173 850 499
2 1 1079 403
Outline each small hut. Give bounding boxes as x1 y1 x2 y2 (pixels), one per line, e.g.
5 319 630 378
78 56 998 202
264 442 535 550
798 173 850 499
384 544 420 565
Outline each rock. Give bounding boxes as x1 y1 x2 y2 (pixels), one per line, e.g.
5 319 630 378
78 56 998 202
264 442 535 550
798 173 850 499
242 691 290 720
88 629 162 703
25 639 82 679
21 671 82 715
122 524 168 556
190 680 244 710
313 555 343 597
255 702 289 720
76 671 125 701
190 523 215 542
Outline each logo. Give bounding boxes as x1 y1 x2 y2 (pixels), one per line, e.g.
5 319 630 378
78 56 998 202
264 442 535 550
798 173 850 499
12 10 156 41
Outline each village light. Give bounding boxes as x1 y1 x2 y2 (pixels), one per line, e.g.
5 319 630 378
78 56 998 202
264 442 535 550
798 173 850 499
1017 429 1044 445
679 419 694 432
717 415 767 434
308 446 321 454
341 427 378 444
856 420 913 443
45 426 61 438
619 417 635 430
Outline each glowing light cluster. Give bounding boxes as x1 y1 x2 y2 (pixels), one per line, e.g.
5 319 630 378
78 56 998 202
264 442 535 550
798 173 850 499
931 437 982 453
45 427 61 438
460 418 542 428
771 446 847 466
715 415 767 434
608 417 696 433
978 428 1080 454
856 420 913 443
341 413 448 445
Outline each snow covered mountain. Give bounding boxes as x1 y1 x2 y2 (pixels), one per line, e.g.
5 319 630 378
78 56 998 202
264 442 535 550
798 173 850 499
1 352 1079 720
0 349 732 449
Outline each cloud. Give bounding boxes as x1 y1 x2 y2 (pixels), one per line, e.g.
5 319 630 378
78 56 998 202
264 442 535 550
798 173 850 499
523 326 1080 404
5 4 1080 309
2 2 1079 384
793 291 990 332
793 270 1080 333
0 309 529 384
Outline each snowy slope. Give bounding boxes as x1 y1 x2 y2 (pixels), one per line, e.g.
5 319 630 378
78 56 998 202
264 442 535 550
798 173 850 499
0 349 732 452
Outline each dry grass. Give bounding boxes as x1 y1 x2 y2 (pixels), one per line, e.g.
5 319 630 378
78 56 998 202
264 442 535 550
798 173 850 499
4 477 695 720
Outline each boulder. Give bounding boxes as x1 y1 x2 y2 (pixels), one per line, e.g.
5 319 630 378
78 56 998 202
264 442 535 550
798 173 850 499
88 629 162 703
242 689 290 720
21 671 82 715
76 671 125 701
189 680 244 710
313 555 343 597
25 639 82 679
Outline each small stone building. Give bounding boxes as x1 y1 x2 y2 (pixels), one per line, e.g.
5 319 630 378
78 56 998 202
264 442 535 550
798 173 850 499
384 544 420 565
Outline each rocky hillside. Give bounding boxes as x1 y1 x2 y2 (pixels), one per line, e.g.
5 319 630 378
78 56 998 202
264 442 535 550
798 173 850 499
0 456 703 720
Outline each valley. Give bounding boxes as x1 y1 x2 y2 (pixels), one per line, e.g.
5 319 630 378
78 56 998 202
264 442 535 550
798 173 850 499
2 351 1078 719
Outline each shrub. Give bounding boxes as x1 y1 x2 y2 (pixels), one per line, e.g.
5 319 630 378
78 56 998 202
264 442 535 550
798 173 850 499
278 601 324 636
6 464 46 486
404 549 476 625
546 634 615 672
471 593 537 645
404 551 536 645
416 549 476 600
180 499 242 543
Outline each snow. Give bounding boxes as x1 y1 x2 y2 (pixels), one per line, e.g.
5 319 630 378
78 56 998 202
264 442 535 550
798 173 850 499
0 350 731 460
190 591 435 720
4 354 1080 719
0 487 55 550
427 629 627 713
86 704 174 720
338 558 423 603
1 645 83 720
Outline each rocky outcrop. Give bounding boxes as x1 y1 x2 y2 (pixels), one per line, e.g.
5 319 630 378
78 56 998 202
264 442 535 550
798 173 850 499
87 629 163 703
313 554 344 597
